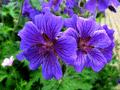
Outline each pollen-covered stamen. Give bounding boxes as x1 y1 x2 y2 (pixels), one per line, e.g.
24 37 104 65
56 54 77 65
78 37 94 53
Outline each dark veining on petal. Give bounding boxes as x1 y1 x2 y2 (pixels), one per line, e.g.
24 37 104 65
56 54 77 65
42 33 50 41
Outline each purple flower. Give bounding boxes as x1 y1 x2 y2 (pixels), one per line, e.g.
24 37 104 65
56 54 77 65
64 7 74 17
43 0 78 12
66 0 77 8
43 0 62 11
64 15 114 72
17 12 77 80
22 0 40 20
85 0 120 13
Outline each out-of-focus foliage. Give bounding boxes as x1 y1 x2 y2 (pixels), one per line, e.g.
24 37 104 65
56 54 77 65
0 0 120 90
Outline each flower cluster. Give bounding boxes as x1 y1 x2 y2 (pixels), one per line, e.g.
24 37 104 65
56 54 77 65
22 0 40 20
17 0 117 80
43 0 77 11
85 0 120 13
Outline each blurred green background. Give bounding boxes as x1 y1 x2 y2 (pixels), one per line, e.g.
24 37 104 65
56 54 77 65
0 0 120 90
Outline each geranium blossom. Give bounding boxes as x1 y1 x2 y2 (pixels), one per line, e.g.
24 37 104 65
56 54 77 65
17 12 77 80
64 15 114 72
43 0 77 11
85 0 120 13
22 0 40 20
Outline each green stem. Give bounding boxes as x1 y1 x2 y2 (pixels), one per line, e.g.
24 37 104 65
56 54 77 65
11 0 24 40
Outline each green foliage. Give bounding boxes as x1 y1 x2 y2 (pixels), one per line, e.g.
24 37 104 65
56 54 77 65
31 0 41 10
0 0 120 90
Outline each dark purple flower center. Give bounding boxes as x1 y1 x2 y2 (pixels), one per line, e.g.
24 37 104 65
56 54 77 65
41 33 54 50
35 33 58 56
78 37 94 54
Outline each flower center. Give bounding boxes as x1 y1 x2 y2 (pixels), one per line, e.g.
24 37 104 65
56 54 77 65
43 42 53 50
42 33 54 50
78 37 94 54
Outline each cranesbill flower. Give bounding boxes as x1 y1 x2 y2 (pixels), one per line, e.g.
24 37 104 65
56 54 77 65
22 0 40 20
85 0 120 13
43 0 77 12
44 0 62 11
66 0 77 8
64 15 114 72
64 7 74 17
17 12 77 80
63 0 78 17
